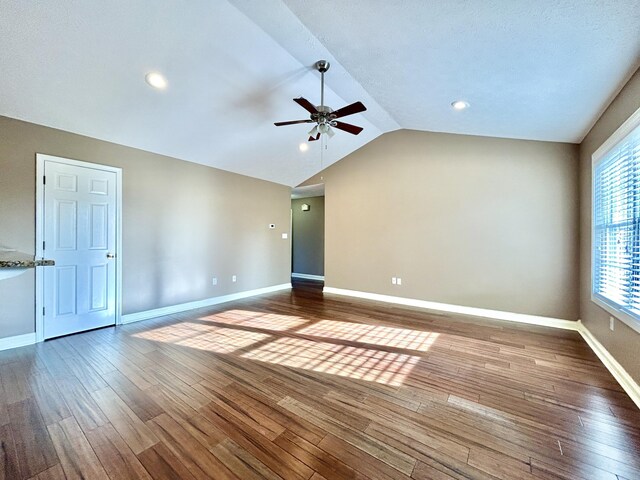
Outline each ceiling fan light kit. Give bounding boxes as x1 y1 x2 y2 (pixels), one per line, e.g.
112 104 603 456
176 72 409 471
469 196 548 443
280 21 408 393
274 60 367 142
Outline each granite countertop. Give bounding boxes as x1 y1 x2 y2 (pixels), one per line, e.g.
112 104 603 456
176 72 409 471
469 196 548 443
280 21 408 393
0 250 55 268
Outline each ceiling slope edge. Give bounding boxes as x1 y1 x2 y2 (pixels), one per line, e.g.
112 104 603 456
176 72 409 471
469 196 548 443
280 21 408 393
228 0 401 134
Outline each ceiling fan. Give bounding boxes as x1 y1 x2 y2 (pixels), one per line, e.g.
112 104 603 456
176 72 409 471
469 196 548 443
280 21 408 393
274 60 367 142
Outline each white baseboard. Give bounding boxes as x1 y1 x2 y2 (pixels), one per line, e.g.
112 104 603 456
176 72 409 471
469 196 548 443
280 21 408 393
121 283 292 325
577 321 640 410
323 287 579 330
292 273 325 281
0 332 36 352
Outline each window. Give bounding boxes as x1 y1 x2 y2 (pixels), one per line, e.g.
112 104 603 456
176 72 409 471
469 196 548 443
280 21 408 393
592 108 640 332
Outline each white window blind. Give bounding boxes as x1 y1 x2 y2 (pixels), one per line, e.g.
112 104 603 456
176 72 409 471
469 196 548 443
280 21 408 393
593 122 640 324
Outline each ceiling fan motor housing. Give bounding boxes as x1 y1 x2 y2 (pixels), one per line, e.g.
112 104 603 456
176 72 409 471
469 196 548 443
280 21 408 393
313 105 336 125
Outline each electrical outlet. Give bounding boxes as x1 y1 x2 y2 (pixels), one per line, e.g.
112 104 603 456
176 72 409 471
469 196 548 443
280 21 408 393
609 316 615 331
212 277 217 286
232 275 237 283
397 277 402 285
392 277 397 285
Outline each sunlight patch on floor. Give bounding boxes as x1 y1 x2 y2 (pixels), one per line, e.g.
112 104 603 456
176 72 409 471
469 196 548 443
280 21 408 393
133 309 441 386
297 319 439 351
240 336 422 386
133 322 269 353
199 309 309 331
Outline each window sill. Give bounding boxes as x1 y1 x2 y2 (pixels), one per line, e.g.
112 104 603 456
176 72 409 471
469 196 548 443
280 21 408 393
591 294 640 335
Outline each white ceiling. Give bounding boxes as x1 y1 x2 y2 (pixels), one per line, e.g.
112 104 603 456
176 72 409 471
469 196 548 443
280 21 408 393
1 1 639 187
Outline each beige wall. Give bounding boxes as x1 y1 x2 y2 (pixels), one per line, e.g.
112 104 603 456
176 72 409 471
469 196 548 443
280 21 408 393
579 68 640 383
322 130 579 319
0 116 291 339
292 196 325 276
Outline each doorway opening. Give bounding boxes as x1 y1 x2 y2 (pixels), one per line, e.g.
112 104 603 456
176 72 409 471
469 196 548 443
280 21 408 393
291 184 324 283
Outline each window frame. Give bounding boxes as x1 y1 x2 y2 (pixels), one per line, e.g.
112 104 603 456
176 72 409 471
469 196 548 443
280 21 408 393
591 106 640 334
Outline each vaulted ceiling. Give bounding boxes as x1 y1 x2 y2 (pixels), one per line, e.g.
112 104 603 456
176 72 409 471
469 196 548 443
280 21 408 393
1 1 639 186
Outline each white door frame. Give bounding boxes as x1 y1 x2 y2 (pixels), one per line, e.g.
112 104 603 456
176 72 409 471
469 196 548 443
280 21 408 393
35 153 123 342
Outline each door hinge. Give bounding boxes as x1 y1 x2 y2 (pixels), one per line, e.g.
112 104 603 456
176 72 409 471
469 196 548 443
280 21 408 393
43 175 46 185
42 241 45 250
42 307 45 316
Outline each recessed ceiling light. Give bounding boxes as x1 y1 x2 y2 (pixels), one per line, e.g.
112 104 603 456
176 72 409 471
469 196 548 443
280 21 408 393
451 100 469 110
145 72 167 90
299 143 309 152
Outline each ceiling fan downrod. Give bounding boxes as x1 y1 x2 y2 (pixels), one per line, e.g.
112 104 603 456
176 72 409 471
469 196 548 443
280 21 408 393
314 60 334 137
316 60 330 111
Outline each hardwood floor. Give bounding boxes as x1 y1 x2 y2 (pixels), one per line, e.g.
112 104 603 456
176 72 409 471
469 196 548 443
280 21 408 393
1 279 639 479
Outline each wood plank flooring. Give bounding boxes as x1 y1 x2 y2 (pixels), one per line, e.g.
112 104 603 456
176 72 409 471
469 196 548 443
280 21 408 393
1 279 639 479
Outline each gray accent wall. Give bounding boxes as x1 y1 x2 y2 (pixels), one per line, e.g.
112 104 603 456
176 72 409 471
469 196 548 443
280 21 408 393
579 67 640 384
291 196 325 277
0 116 291 339
321 129 580 320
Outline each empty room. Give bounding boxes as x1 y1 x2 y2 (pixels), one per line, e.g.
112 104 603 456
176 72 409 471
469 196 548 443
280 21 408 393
1 1 640 479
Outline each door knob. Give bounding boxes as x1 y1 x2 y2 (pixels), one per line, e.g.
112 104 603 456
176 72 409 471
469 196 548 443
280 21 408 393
106 253 116 259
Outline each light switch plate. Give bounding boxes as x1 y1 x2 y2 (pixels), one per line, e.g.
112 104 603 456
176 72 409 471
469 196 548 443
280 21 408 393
282 233 288 239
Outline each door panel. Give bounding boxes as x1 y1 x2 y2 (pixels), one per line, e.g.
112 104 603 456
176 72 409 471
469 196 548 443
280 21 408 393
55 266 77 316
89 178 109 195
89 204 108 249
56 172 77 192
89 264 108 311
56 200 77 250
44 161 117 339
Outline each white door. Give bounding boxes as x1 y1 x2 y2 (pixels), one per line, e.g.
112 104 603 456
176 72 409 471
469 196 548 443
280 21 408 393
43 160 117 339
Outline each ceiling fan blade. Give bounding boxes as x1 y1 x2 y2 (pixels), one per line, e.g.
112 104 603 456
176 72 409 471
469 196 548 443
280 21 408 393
333 121 364 135
331 101 366 119
308 133 321 142
294 97 318 114
274 119 314 126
